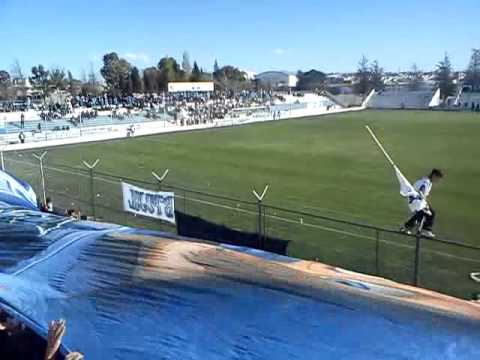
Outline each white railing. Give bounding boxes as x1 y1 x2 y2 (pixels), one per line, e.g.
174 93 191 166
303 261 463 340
0 104 365 151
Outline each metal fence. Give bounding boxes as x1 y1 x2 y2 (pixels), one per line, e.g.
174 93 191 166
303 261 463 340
2 152 480 300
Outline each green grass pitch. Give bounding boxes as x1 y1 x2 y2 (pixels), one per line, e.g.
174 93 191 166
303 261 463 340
7 110 480 298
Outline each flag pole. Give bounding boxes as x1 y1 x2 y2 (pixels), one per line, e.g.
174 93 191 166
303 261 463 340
366 125 426 202
365 125 395 167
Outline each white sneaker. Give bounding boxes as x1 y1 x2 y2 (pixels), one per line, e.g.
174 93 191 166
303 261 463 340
421 230 435 238
399 227 412 235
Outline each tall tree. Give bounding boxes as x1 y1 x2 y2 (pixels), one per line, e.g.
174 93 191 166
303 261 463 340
213 59 220 75
67 71 82 96
0 70 11 100
30 65 50 101
370 60 384 91
10 59 24 81
130 67 143 93
157 56 181 89
49 67 67 90
354 55 371 95
190 61 201 82
435 53 455 100
67 71 75 90
409 63 423 90
182 51 192 76
100 52 132 95
465 49 480 91
81 63 101 96
213 65 247 90
143 67 159 94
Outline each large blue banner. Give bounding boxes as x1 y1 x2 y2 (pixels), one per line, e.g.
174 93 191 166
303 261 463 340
0 169 38 210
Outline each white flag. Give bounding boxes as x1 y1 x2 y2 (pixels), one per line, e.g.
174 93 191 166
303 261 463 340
394 166 418 198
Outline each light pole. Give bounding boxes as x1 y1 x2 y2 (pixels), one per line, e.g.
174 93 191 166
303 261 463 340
152 169 170 191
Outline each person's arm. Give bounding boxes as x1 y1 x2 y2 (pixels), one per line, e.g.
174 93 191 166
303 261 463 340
66 352 84 360
418 184 427 196
44 319 66 360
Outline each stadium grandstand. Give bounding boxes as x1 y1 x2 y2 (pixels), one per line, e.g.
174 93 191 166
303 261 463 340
367 85 441 109
0 89 348 147
331 93 364 108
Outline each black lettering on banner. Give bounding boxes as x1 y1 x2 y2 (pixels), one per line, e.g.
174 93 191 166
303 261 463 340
126 185 174 221
128 189 144 211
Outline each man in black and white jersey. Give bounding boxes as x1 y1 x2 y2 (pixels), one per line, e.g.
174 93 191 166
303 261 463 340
401 168 444 237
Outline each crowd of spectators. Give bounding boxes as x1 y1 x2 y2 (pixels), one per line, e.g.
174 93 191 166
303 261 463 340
2 90 280 127
456 101 480 112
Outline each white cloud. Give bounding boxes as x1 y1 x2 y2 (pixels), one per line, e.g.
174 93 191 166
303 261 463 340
122 52 151 63
273 48 287 55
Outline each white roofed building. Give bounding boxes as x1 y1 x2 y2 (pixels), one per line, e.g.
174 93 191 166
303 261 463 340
255 71 298 90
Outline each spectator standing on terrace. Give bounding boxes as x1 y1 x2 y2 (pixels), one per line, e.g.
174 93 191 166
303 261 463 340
19 131 25 144
20 112 25 129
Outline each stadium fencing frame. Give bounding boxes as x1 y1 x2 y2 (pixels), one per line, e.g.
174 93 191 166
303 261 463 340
2 153 480 300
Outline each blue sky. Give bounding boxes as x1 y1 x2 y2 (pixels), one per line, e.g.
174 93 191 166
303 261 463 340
1 0 479 77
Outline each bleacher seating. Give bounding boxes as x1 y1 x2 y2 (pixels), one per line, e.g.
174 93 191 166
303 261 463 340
3 114 174 135
6 118 73 133
332 94 364 107
367 87 435 109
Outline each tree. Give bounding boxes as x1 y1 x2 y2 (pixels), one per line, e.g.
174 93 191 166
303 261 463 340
67 71 75 89
157 56 182 89
143 67 159 94
49 67 67 90
182 51 192 75
0 70 10 85
370 60 384 91
354 55 371 95
81 63 102 96
130 67 143 93
0 70 12 100
30 65 50 101
67 71 82 96
100 52 132 95
213 59 220 75
10 59 24 81
190 61 202 82
435 53 455 100
213 65 247 91
409 63 423 90
465 49 480 91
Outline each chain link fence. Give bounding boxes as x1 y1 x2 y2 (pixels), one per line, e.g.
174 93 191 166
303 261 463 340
2 151 480 300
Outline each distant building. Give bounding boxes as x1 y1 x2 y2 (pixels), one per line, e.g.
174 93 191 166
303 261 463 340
255 71 298 90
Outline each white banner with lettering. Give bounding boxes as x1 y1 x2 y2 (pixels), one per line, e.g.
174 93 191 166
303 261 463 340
121 182 175 224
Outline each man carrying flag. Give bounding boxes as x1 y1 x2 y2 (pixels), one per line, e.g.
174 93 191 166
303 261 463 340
365 126 444 238
400 168 444 237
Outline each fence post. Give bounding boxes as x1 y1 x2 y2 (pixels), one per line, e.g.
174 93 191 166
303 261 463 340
413 217 426 286
375 229 380 276
82 159 100 220
0 147 5 171
152 169 170 191
32 151 48 205
252 185 269 250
